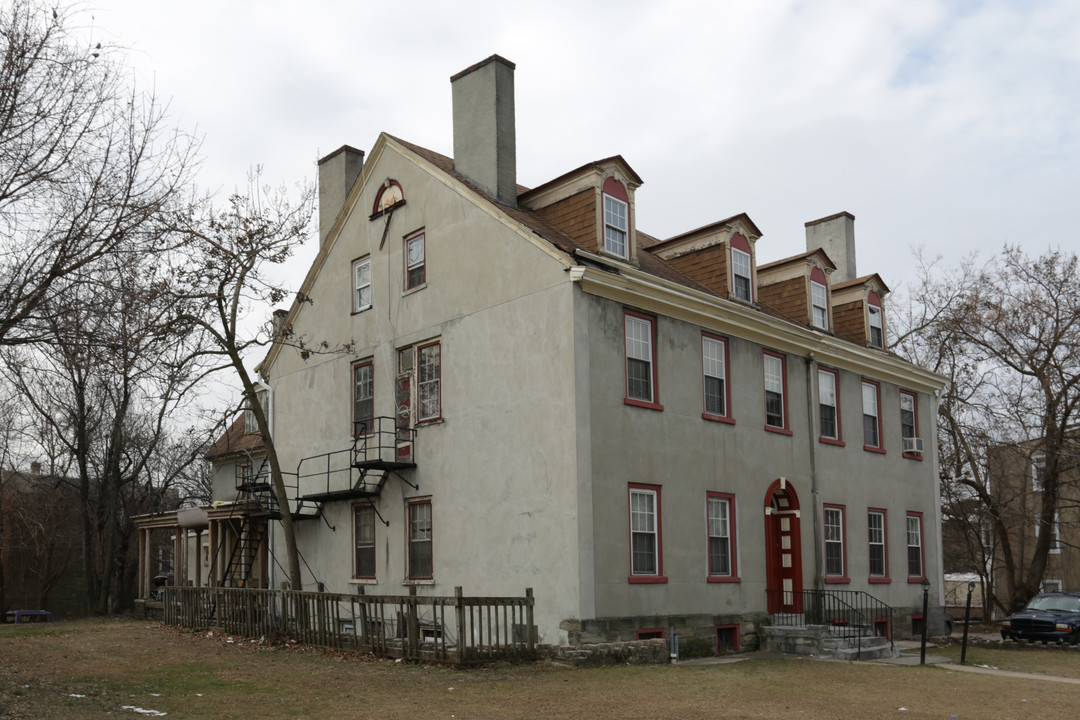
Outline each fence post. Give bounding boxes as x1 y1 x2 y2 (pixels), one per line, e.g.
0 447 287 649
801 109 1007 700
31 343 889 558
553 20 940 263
454 586 466 664
408 585 419 659
525 588 534 651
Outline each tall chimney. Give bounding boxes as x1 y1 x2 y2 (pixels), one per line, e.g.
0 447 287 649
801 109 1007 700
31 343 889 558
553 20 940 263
317 145 364 245
805 211 857 282
30 461 41 475
451 55 517 206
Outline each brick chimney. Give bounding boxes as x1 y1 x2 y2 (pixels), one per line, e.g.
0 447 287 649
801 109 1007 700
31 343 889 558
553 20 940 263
30 461 41 475
451 55 517 206
317 145 365 245
805 212 857 282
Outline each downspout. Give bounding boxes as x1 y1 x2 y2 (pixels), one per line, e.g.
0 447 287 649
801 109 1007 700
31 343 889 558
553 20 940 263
266 382 277 590
805 352 823 590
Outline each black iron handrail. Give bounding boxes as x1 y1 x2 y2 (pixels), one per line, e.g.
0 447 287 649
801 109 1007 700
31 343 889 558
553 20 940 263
767 588 894 657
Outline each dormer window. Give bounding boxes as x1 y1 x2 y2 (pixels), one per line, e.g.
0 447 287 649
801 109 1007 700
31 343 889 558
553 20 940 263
811 280 828 329
732 248 752 302
868 300 884 348
602 178 630 259
810 266 829 330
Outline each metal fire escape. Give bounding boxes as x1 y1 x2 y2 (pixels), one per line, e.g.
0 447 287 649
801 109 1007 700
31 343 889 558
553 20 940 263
212 417 416 587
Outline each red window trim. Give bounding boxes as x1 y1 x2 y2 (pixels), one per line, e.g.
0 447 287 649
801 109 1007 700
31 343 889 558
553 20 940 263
416 339 442 424
900 389 922 460
763 349 791 434
729 232 754 303
861 379 885 453
407 498 433 581
635 628 665 640
906 511 926 583
628 482 667 583
370 179 405 219
715 624 741 652
623 309 663 411
809 266 830 331
352 503 376 580
868 507 891 583
817 366 844 446
601 177 631 260
404 231 426 292
706 491 740 582
701 332 734 424
823 503 850 584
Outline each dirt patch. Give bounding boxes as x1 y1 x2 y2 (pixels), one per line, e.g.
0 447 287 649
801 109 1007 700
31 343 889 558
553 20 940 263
3 619 1080 719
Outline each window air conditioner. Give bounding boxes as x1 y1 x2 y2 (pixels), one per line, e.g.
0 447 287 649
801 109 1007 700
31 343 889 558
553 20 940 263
903 437 924 454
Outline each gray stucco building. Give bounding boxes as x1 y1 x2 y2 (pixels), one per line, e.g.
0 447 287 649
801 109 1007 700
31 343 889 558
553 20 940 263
156 55 949 653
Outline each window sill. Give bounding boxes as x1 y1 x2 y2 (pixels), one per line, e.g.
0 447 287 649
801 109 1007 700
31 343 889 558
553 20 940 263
707 575 741 583
403 283 427 296
351 305 372 316
863 445 887 454
902 452 923 461
824 576 850 584
599 248 631 263
869 577 892 584
349 578 378 585
702 413 735 425
819 437 846 447
403 578 435 586
416 417 443 427
765 425 793 436
628 575 668 584
368 199 406 221
907 576 926 584
625 398 664 412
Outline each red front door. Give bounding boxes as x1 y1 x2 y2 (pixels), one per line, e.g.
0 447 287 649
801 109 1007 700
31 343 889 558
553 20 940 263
764 479 804 614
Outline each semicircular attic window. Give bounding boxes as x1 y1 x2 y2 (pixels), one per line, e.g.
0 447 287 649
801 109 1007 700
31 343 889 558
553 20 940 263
372 180 405 216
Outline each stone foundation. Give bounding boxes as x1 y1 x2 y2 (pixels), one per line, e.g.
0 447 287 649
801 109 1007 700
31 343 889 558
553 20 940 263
560 612 765 660
540 638 669 665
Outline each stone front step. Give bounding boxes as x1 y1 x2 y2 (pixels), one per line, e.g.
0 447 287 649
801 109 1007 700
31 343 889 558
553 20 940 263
762 625 898 661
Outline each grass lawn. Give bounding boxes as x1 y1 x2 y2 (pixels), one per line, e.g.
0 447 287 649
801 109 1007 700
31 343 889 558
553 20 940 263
3 619 1080 719
937 641 1080 679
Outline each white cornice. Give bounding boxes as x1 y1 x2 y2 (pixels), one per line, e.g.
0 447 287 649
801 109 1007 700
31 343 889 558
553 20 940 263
568 256 946 394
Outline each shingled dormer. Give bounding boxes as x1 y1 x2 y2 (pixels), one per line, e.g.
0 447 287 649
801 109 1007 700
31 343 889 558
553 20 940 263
832 274 890 349
757 249 837 331
519 156 643 264
646 214 762 302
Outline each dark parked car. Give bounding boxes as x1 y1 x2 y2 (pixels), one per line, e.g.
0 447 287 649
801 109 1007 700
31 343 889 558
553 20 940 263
1001 592 1080 644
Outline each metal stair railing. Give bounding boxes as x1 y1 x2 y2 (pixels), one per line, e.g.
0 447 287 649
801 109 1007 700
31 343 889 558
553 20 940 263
767 588 894 658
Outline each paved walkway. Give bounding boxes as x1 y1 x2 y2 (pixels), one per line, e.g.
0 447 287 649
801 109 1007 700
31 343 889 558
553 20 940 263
680 633 1080 686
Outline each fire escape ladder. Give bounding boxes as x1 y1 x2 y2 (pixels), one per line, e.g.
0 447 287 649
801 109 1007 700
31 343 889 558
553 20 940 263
221 518 264 588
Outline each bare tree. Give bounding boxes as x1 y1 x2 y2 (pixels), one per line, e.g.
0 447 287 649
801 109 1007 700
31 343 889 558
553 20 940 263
0 0 197 346
164 175 338 592
2 247 212 613
893 246 1080 614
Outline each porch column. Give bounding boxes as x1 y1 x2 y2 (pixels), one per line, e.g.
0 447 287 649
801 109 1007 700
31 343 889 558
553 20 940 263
173 530 182 588
138 528 146 599
194 529 203 587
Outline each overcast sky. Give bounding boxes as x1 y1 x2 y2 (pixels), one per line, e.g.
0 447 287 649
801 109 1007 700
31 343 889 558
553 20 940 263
84 0 1079 296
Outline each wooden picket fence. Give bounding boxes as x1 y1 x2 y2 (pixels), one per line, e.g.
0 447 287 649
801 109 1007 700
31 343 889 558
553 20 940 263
162 585 536 664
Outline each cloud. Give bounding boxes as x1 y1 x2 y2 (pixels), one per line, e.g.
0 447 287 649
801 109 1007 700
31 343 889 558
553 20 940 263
84 0 1080 291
